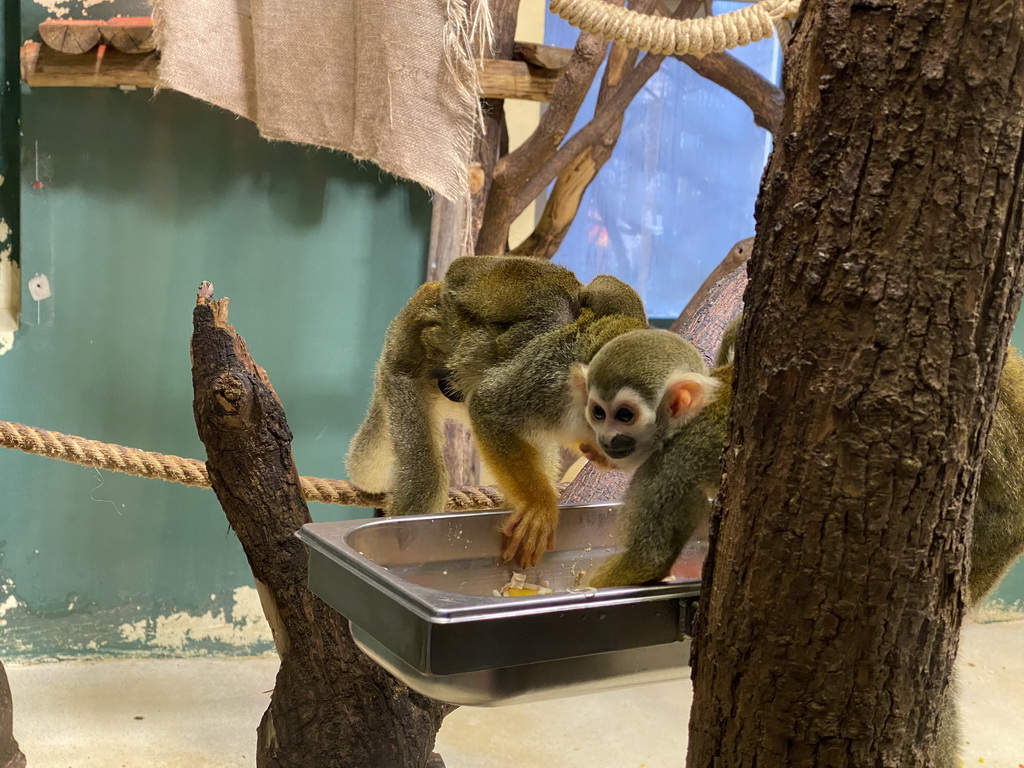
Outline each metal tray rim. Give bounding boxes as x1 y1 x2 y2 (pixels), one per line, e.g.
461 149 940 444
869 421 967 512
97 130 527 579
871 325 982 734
297 506 701 625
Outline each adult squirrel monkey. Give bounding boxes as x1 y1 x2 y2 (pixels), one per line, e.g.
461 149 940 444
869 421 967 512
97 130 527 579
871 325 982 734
346 255 649 567
585 322 1024 601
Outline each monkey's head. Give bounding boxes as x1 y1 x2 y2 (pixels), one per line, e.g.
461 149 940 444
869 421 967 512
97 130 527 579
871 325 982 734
572 329 720 471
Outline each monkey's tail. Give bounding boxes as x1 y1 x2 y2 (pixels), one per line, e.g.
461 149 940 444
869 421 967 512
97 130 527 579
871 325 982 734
345 394 394 493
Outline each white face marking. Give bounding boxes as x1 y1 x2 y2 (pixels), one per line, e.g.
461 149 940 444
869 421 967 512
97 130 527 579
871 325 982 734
583 386 660 471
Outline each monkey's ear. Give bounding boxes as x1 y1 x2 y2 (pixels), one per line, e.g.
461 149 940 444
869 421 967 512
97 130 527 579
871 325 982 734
663 374 720 426
570 364 589 400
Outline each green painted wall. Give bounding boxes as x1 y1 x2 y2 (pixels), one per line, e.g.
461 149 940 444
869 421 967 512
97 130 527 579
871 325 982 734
1 0 1021 662
1 6 429 657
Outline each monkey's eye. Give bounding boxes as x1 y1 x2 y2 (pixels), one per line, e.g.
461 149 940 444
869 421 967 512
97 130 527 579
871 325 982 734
614 407 635 424
591 404 606 421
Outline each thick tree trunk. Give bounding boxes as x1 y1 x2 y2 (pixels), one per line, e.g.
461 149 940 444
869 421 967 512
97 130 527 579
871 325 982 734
0 662 24 768
687 2 1024 767
190 285 450 768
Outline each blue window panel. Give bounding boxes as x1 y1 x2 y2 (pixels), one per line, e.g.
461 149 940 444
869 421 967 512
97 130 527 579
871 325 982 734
544 2 781 318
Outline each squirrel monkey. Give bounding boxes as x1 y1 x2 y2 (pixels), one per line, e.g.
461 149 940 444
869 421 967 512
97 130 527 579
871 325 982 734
584 322 1024 768
346 255 649 567
576 329 727 588
571 329 720 474
586 323 1024 599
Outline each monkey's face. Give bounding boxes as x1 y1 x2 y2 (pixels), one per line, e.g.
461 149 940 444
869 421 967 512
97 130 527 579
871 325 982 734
582 385 662 472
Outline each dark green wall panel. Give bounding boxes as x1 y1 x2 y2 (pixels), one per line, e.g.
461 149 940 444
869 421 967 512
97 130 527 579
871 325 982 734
1 84 428 657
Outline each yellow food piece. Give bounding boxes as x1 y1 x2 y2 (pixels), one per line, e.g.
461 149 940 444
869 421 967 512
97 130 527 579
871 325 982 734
507 587 540 597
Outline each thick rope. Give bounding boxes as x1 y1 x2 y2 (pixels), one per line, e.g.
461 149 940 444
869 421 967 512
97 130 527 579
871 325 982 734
0 419 511 511
549 0 800 57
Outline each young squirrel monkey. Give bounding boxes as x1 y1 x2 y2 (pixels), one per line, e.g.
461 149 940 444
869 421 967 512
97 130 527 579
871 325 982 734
576 329 728 588
346 255 649 567
584 321 1024 768
586 322 1024 602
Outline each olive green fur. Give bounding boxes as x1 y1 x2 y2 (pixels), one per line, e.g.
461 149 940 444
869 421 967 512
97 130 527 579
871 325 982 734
587 329 710 404
590 361 731 587
971 346 1024 603
346 255 648 565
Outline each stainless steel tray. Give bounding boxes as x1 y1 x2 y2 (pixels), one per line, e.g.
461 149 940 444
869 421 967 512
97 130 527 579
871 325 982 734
298 503 705 706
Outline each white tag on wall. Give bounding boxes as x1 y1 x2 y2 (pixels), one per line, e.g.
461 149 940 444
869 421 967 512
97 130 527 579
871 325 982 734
28 274 51 301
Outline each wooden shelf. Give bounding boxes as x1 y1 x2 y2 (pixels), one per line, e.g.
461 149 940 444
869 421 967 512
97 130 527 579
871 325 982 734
20 41 565 102
21 42 158 89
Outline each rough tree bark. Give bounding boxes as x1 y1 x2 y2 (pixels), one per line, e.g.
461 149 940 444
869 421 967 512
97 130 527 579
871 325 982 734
688 1 1024 766
191 284 450 768
0 663 24 768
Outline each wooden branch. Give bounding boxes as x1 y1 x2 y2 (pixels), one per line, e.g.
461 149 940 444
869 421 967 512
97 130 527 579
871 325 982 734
190 283 449 768
513 41 574 70
511 147 604 257
497 32 609 179
670 236 753 333
470 0 519 248
428 200 481 486
513 0 662 259
21 42 157 88
513 50 665 218
673 263 747 367
476 58 561 102
476 30 611 253
677 51 783 134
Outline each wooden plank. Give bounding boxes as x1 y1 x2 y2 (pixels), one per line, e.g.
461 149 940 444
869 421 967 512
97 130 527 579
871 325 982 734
99 17 156 54
22 42 561 102
513 41 573 70
476 58 561 102
38 19 101 54
21 42 158 88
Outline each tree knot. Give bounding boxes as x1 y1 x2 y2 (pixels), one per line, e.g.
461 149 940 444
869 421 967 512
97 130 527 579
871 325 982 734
213 372 249 414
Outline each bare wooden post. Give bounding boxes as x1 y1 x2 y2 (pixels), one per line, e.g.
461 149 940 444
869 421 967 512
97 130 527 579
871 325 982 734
190 283 450 768
0 662 24 768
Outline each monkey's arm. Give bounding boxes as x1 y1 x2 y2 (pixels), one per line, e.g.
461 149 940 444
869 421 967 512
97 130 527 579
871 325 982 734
590 443 712 588
468 344 573 568
478 432 561 568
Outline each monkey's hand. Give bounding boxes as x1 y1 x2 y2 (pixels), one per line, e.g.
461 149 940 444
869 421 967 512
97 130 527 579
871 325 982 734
501 506 558 568
578 441 615 470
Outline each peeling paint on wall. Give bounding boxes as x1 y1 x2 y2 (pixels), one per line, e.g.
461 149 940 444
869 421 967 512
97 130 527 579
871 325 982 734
0 258 20 339
0 576 22 628
31 0 118 19
0 596 20 628
117 585 273 652
0 216 18 338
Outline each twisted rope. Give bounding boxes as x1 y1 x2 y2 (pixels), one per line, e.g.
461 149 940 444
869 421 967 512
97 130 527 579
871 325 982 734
549 0 800 57
0 419 511 511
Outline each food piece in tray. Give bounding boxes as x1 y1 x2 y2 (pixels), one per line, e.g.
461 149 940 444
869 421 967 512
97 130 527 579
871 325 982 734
493 571 554 597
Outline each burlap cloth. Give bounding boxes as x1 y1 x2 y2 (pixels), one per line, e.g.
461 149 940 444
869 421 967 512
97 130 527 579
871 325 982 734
154 0 485 226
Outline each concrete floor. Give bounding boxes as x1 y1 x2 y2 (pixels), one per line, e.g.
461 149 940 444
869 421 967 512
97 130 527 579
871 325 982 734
5 619 1023 767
